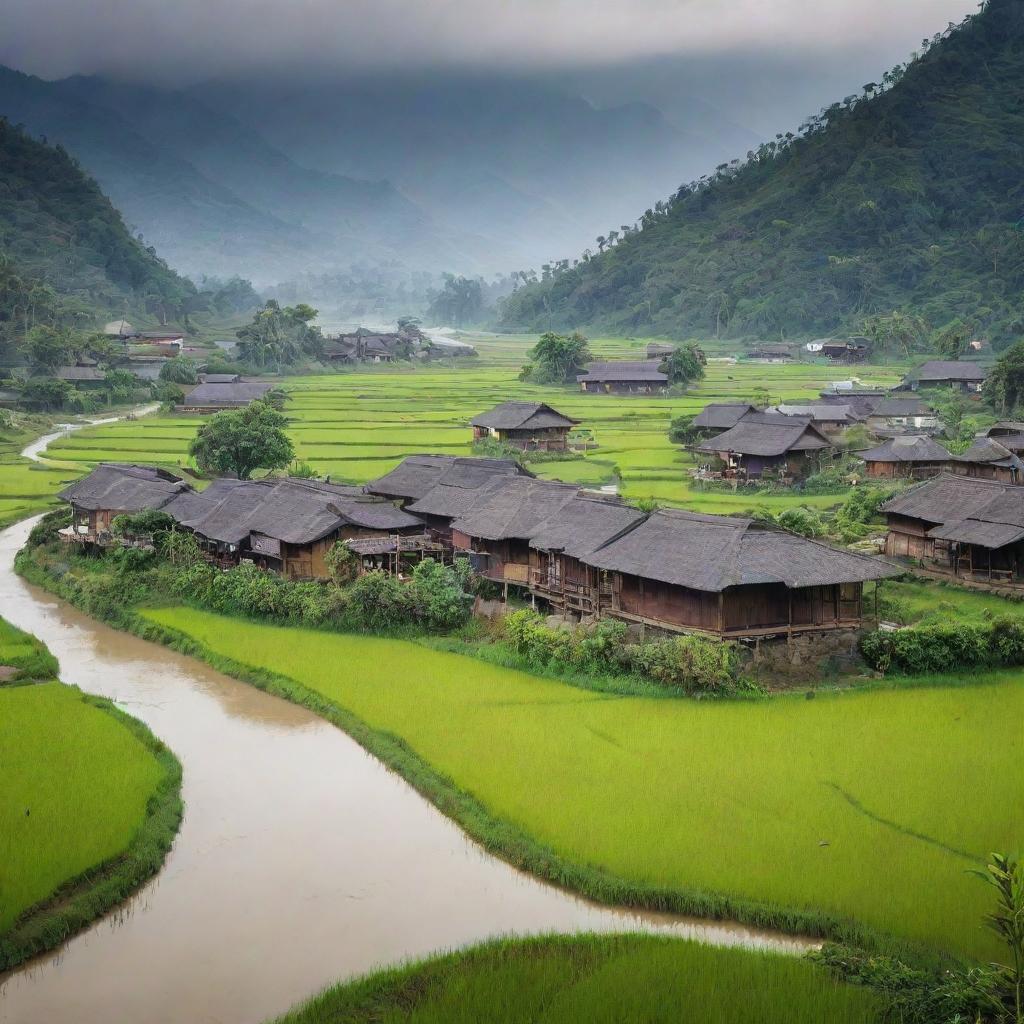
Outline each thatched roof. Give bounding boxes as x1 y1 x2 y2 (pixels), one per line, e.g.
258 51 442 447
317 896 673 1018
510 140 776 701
199 373 241 384
585 509 895 592
954 437 1024 469
695 412 831 457
691 403 757 430
775 403 861 424
368 455 531 510
577 360 667 384
881 473 1012 525
173 477 421 546
59 464 191 512
910 360 987 383
859 435 950 463
528 496 646 559
451 477 579 541
871 398 930 417
471 401 578 430
56 366 105 381
912 480 1024 549
182 381 274 406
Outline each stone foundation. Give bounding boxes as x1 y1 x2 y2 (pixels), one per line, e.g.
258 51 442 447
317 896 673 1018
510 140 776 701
747 627 865 684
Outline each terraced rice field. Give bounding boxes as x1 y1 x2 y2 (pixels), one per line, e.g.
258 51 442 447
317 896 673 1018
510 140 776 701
143 605 1024 960
41 336 906 514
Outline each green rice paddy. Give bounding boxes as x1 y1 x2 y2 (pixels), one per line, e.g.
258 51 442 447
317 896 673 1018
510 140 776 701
271 934 880 1024
142 605 1024 960
0 619 165 936
37 335 906 514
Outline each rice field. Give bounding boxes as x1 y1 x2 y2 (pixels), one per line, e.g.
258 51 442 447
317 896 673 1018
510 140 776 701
0 620 165 935
142 605 1024 960
37 335 906 514
272 934 881 1024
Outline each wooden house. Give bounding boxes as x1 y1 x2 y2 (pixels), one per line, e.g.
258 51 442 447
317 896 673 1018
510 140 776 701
55 365 107 387
865 398 938 434
949 437 1023 483
58 464 194 545
471 402 579 451
818 388 888 419
584 509 894 638
577 360 668 394
903 361 987 393
368 455 531 536
646 342 675 360
982 422 1024 453
882 473 1024 583
858 435 950 479
745 344 794 363
820 338 870 364
690 403 758 437
172 477 424 578
177 381 275 413
694 412 832 480
772 403 863 437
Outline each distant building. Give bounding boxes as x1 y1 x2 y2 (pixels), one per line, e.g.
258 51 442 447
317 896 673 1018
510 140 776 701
645 342 675 359
55 365 106 386
865 398 939 434
690 403 758 437
471 401 579 451
950 437 1023 484
744 344 794 363
903 360 987 393
577 360 668 394
820 338 870 364
177 381 276 413
858 435 951 479
772 403 862 436
695 412 832 480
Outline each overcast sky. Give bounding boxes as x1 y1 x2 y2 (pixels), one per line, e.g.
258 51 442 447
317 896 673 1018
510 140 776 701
2 0 976 85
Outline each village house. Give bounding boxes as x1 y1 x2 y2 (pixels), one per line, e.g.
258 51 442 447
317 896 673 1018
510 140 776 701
366 455 531 536
982 422 1024 453
577 360 668 394
882 473 1024 583
771 403 863 437
902 360 987 393
55 365 107 387
744 344 794 364
858 435 951 479
820 338 871 364
690 403 758 438
470 401 579 451
694 412 832 480
818 386 889 419
646 342 675 360
198 373 242 384
176 380 276 413
584 508 895 638
865 398 938 435
949 437 1023 484
58 464 195 545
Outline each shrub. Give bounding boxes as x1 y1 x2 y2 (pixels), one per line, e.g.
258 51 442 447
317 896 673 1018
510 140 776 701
111 510 175 538
27 507 71 547
409 558 473 631
346 571 415 631
627 634 741 692
859 619 1024 674
776 507 824 538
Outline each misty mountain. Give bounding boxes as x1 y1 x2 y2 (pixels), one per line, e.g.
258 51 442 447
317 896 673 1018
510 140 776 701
499 0 1024 345
193 74 758 271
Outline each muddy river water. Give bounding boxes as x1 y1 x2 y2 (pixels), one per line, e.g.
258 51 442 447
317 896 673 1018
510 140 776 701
0 516 808 1024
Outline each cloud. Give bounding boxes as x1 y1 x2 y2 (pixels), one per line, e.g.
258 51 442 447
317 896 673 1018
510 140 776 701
0 0 977 84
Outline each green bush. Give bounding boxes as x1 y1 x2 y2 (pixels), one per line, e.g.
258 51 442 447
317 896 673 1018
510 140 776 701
860 618 1024 674
409 558 473 631
345 570 415 631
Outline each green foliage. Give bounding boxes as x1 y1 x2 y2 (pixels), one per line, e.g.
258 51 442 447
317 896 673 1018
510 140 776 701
110 509 175 538
775 506 825 538
861 311 930 358
0 616 59 682
345 570 415 631
498 3 1024 344
188 399 295 479
324 540 358 583
408 558 473 631
932 317 974 360
519 331 592 384
503 609 741 693
426 274 484 327
158 357 199 385
860 618 1024 674
972 853 1024 1024
235 300 323 367
19 377 71 410
23 325 71 373
984 340 1024 415
659 343 707 386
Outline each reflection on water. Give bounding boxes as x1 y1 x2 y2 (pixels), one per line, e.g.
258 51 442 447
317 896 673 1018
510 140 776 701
0 518 810 1024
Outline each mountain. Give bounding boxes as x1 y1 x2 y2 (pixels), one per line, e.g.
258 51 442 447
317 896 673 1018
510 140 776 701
498 0 1024 345
0 67 465 286
0 116 195 332
192 73 752 271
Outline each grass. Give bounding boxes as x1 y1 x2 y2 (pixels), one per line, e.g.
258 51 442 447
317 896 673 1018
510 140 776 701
34 337 906 513
0 615 183 970
135 605 1022 961
270 934 881 1024
882 577 1024 626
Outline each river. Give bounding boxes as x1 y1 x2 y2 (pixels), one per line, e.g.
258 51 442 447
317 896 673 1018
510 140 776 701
0 516 808 1024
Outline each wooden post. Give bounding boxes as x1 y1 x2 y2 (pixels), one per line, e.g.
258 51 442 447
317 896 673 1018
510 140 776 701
718 591 724 636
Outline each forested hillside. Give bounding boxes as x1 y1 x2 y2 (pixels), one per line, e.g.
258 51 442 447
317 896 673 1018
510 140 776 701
499 0 1024 346
0 118 196 350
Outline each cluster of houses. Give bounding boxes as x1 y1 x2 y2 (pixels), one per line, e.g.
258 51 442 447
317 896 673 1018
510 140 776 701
320 327 477 365
58 452 896 644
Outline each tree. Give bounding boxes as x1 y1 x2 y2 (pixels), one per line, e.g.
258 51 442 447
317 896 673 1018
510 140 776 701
426 275 484 327
103 369 137 404
235 300 322 366
520 331 592 384
861 311 930 357
972 853 1024 1023
984 341 1024 414
188 400 294 479
20 377 71 410
23 325 71 373
660 343 707 386
159 357 199 385
932 317 973 360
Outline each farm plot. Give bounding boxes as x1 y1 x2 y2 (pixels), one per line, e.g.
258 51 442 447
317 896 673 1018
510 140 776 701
144 605 1024 960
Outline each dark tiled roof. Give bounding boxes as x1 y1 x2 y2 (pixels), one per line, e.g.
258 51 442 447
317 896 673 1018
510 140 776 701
528 496 646 559
471 401 578 430
988 421 1024 434
174 477 421 546
691 403 757 429
182 381 275 406
585 509 894 591
871 398 930 417
696 412 831 457
954 437 1023 469
881 473 1013 524
912 360 987 382
368 455 529 506
577 360 667 383
59 464 191 511
199 373 241 383
775 403 861 423
450 477 579 541
859 435 950 463
56 366 105 381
